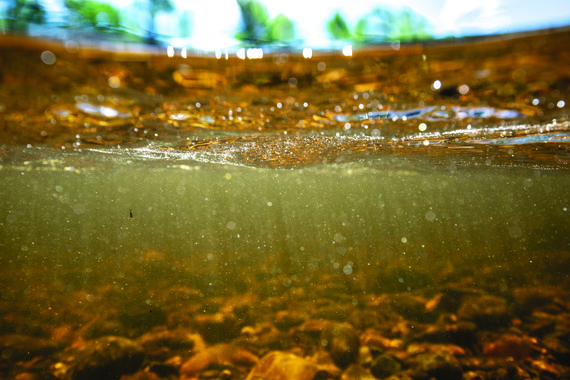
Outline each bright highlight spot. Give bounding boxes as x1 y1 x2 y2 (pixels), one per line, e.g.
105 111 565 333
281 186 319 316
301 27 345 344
557 100 565 108
246 48 263 59
532 98 540 105
458 84 470 95
418 123 427 131
432 80 441 90
100 106 118 118
108 76 120 88
342 45 352 56
236 48 246 60
181 47 187 58
302 47 312 59
215 49 222 59
166 46 174 57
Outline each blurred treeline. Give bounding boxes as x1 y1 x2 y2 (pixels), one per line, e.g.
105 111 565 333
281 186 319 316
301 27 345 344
0 0 432 46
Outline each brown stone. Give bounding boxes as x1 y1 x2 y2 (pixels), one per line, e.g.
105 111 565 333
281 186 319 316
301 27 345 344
136 328 205 359
322 323 360 369
341 364 376 380
194 312 241 343
482 335 539 359
54 336 144 380
0 334 59 361
179 343 258 378
413 351 463 380
245 351 323 380
274 310 306 331
457 295 511 330
370 353 402 379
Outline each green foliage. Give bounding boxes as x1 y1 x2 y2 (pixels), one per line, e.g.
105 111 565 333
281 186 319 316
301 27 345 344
2 0 46 32
266 14 295 42
327 13 351 40
355 7 432 42
149 0 174 14
65 0 121 28
235 0 295 43
355 8 394 41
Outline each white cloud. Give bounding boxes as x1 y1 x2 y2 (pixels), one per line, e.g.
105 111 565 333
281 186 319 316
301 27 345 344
437 0 511 36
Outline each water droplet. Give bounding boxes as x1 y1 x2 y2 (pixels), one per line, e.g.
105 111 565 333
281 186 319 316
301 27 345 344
458 84 470 95
334 233 344 243
40 51 56 65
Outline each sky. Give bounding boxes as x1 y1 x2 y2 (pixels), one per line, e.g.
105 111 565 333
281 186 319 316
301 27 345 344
34 0 570 50
182 0 570 49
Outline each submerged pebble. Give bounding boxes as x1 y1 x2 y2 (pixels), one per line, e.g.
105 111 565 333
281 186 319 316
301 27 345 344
244 351 321 380
322 322 361 369
53 336 144 380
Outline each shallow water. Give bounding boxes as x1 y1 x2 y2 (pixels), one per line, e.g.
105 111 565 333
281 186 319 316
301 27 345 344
0 30 569 380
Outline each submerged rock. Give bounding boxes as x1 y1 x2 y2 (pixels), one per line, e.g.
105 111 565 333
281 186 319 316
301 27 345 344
179 343 258 378
322 323 360 369
410 313 477 349
0 334 59 361
341 364 376 380
121 371 163 380
457 295 511 330
483 334 539 359
136 328 204 359
413 351 463 380
53 336 144 380
194 312 241 344
245 351 322 380
274 310 307 331
384 294 438 323
370 353 402 379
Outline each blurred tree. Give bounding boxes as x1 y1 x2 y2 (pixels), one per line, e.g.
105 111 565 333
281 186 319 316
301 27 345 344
395 8 431 42
65 0 120 29
235 0 295 44
266 13 294 42
147 0 174 44
355 7 432 43
327 12 351 40
3 0 46 33
355 8 394 41
235 0 270 42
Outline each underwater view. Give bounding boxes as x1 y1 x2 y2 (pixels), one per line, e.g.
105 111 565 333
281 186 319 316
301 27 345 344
1 26 570 380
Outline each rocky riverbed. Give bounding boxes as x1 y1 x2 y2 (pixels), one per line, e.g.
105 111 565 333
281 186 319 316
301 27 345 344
0 248 569 380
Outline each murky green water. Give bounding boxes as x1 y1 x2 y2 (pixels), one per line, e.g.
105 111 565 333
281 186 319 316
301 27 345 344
1 147 569 280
